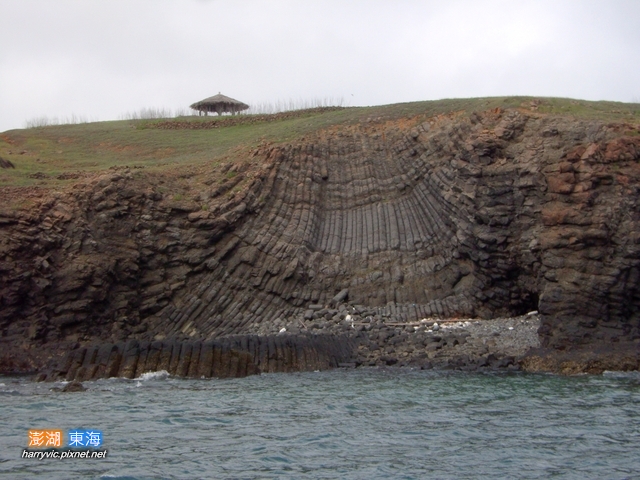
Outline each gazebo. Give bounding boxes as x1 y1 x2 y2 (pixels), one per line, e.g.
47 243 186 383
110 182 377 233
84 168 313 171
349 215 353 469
190 93 250 116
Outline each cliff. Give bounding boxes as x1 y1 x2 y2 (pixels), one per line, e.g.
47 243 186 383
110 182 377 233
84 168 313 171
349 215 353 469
1 99 639 375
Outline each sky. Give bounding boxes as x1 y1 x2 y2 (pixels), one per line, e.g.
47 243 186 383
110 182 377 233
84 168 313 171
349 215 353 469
1 0 639 132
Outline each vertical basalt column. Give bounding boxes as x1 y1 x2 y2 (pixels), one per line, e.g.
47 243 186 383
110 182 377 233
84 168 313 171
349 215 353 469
212 341 230 378
119 339 140 379
228 349 241 378
40 334 356 381
105 344 123 379
198 342 215 378
175 342 193 378
92 344 114 380
144 341 163 373
64 348 87 381
75 345 99 382
133 341 151 379
156 341 173 373
187 341 203 378
168 341 183 374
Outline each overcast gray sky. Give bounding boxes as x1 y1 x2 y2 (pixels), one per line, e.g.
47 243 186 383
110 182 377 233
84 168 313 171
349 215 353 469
1 0 639 132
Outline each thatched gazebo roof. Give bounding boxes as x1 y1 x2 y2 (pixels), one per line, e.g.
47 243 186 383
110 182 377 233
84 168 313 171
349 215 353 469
190 93 249 116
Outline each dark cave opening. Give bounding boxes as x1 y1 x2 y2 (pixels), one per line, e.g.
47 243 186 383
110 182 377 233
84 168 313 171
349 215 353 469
511 290 540 317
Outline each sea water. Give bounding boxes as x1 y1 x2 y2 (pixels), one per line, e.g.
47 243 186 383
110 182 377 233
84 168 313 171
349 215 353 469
1 368 639 479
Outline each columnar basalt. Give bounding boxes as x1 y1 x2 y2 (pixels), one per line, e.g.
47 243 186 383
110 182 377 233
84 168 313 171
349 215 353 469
1 108 639 375
37 334 356 381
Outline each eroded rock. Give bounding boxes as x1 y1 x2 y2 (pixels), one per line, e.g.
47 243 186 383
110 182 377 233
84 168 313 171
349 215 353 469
1 109 639 374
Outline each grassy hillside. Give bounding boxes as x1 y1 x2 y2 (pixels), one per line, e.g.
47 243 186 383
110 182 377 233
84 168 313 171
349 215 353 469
1 96 638 194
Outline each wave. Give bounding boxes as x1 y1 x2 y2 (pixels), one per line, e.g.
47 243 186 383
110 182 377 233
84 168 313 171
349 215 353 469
133 370 170 382
603 370 640 380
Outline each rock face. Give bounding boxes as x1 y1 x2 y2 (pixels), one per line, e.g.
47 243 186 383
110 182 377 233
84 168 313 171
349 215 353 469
1 108 639 375
37 334 355 381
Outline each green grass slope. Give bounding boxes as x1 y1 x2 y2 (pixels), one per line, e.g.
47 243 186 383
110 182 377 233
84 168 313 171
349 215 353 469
1 96 638 193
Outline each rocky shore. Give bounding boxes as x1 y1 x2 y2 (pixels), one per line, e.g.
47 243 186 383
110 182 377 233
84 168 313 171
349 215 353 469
26 305 640 380
254 301 541 370
352 314 540 370
2 104 639 378
37 306 542 383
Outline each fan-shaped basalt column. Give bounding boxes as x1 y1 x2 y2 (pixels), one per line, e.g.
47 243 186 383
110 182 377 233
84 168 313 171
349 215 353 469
150 113 541 341
149 111 640 348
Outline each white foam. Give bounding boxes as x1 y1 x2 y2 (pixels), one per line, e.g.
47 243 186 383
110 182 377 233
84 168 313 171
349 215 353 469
603 370 640 379
134 370 170 381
